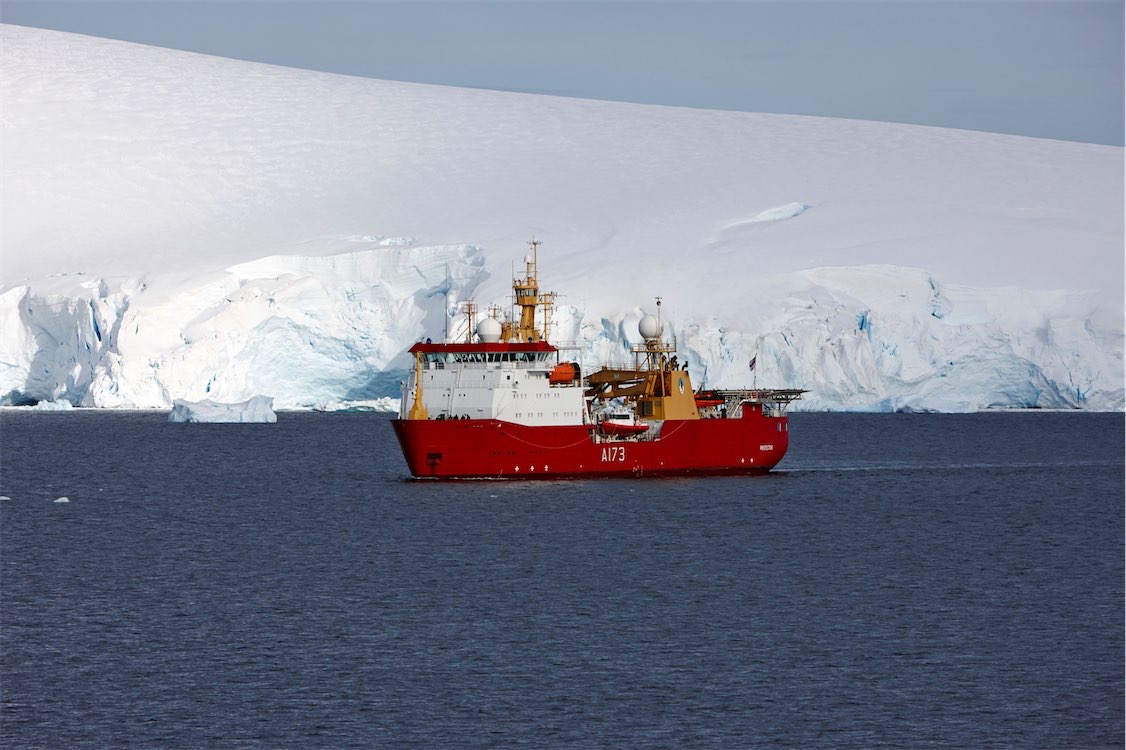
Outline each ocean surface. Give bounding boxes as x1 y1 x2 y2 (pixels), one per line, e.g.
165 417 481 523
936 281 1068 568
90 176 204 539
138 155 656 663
1 410 1122 749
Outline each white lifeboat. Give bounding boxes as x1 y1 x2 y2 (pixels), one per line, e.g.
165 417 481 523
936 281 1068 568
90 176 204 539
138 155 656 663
599 412 649 436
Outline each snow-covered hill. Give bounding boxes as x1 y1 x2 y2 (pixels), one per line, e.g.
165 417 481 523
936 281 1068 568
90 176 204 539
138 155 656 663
1 25 1122 411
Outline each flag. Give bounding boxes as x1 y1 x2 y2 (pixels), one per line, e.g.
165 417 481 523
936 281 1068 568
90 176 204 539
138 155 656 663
749 356 757 371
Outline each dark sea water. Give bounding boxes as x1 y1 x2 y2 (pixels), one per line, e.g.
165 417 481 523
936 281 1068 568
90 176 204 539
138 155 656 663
1 410 1122 749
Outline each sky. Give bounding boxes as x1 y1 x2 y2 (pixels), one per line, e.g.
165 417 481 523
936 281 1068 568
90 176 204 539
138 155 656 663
1 0 1123 145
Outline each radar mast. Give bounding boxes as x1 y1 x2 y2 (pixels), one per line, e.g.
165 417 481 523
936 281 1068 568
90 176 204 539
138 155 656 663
509 238 556 342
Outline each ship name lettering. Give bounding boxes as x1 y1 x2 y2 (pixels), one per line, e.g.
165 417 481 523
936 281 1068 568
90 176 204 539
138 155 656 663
601 446 626 463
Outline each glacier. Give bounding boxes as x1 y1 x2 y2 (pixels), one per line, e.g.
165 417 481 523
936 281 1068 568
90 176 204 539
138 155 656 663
0 241 487 409
2 253 1120 412
0 25 1122 413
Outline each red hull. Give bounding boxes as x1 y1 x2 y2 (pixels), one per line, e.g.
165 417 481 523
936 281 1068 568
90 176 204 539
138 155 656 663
391 407 790 479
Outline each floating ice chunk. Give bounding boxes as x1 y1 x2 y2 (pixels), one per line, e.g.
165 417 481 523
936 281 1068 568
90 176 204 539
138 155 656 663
0 496 11 501
314 398 400 413
54 496 69 503
31 399 74 410
169 395 277 423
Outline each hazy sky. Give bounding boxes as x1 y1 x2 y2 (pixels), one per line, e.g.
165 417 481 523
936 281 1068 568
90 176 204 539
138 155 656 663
3 0 1123 145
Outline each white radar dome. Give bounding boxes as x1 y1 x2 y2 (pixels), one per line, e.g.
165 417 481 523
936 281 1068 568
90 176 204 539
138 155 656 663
638 314 663 340
476 317 502 343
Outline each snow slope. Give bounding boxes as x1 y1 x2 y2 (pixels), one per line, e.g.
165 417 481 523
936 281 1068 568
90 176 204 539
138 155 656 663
1 25 1122 411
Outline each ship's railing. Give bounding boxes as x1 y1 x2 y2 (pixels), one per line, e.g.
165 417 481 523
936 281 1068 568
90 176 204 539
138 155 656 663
593 360 638 372
701 388 806 417
422 352 559 373
426 360 553 372
586 356 690 374
709 388 806 404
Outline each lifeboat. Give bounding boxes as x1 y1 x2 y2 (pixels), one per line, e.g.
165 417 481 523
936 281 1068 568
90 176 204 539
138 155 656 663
599 414 650 436
549 362 578 385
694 390 725 408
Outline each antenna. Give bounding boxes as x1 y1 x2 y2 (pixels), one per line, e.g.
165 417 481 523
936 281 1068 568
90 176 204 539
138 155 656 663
463 300 478 344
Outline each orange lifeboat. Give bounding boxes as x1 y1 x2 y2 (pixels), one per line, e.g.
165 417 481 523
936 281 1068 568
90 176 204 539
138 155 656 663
549 362 578 385
694 390 724 408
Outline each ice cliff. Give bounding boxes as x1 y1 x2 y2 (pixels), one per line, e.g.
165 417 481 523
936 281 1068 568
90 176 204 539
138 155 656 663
0 241 486 409
2 251 1120 412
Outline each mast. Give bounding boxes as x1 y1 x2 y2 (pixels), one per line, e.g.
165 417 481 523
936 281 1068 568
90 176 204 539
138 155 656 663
510 238 556 342
635 296 674 373
463 300 478 344
443 263 450 342
653 297 665 397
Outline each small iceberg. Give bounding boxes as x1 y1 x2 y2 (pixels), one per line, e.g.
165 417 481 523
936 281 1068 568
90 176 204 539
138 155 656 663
169 395 277 423
314 398 399 413
54 496 70 503
30 399 74 411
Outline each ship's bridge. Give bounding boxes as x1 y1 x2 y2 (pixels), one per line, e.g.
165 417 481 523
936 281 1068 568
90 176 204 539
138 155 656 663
408 341 558 368
401 339 586 425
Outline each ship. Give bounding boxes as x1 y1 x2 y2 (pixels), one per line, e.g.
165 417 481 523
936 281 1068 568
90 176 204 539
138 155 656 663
392 240 804 479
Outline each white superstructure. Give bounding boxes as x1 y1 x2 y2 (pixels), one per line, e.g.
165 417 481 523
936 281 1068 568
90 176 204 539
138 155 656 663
400 347 587 426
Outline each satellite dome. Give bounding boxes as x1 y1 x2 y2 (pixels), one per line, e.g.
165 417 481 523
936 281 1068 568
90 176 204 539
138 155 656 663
638 314 663 340
477 317 502 343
